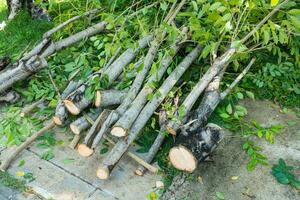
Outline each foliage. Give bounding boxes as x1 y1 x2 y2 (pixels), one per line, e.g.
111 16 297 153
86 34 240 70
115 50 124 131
0 107 42 146
272 158 300 189
242 140 268 171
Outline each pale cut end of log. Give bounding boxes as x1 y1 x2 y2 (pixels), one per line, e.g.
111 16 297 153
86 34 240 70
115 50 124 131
95 91 101 107
96 166 110 180
77 144 94 157
70 123 81 135
110 126 127 137
135 167 145 176
64 100 81 115
53 116 63 125
169 145 197 173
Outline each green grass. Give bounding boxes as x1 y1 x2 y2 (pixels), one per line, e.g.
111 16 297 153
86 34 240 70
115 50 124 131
0 0 53 60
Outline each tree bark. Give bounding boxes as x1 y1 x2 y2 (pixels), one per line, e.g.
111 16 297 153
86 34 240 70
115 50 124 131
69 108 103 135
0 21 107 93
96 45 202 179
0 90 20 103
77 110 111 157
169 123 223 172
64 35 153 114
53 81 82 125
92 30 187 148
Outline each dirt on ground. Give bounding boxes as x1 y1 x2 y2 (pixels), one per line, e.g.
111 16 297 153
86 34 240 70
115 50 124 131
167 100 300 200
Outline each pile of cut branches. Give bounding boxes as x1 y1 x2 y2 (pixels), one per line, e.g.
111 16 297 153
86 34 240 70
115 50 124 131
0 0 296 194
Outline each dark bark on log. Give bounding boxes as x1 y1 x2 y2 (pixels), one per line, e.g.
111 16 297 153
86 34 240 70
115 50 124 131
169 123 223 172
0 57 11 71
0 90 20 103
96 45 202 179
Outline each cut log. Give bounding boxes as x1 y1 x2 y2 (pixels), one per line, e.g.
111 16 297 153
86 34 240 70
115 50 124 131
167 58 255 172
92 29 187 149
0 121 55 171
69 108 103 135
65 35 153 114
111 44 201 138
77 110 111 157
53 81 82 125
169 123 223 172
94 90 128 108
97 45 202 179
185 58 255 132
20 98 45 117
0 90 20 103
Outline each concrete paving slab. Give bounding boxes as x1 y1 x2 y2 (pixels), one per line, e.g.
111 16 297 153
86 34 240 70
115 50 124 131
0 150 96 200
27 130 159 200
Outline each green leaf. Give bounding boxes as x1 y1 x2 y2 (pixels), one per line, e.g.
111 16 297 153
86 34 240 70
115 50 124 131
210 2 222 11
246 91 255 100
271 0 279 7
63 158 75 164
18 160 25 167
215 191 225 200
236 92 244 99
220 113 230 119
41 150 54 161
226 104 233 114
100 147 109 154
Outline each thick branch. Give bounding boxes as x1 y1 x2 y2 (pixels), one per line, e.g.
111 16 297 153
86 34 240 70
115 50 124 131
97 45 202 179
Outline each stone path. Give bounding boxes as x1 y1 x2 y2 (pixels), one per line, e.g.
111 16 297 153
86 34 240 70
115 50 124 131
0 130 160 200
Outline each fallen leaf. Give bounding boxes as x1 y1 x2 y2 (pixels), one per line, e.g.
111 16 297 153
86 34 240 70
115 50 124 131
16 171 25 177
231 176 239 180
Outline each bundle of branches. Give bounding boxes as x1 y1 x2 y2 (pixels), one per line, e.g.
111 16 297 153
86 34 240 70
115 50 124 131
0 1 292 191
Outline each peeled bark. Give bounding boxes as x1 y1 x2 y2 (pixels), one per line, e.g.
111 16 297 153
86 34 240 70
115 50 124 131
69 108 103 135
69 134 81 149
96 45 202 179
